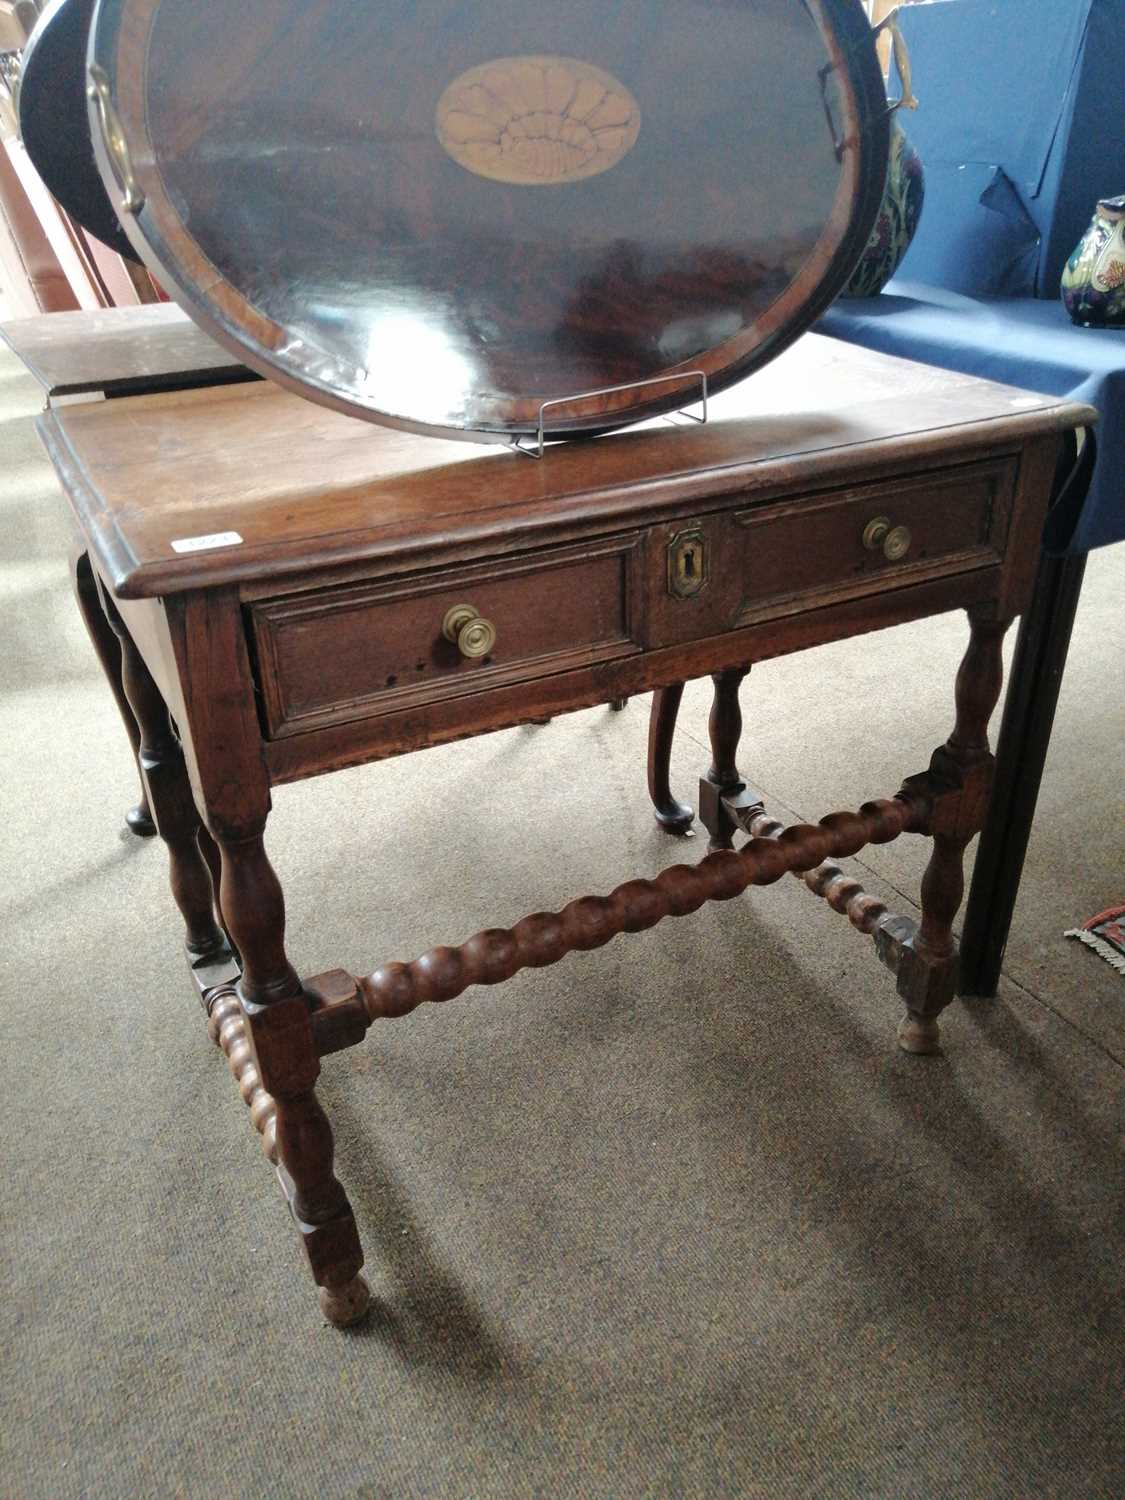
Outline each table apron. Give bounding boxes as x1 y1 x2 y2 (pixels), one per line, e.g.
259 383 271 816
262 563 1001 784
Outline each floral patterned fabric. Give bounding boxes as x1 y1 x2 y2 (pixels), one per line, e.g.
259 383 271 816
1065 904 1125 974
844 118 925 299
1061 196 1125 326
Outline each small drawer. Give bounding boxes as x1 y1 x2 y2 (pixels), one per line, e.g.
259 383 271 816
732 458 1014 624
250 537 642 737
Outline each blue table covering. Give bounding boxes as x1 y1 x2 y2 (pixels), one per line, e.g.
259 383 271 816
818 280 1125 555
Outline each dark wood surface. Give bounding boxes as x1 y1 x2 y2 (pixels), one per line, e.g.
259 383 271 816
39 331 1094 1326
90 0 888 438
0 302 251 398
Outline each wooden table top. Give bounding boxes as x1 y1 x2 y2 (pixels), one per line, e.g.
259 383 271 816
39 334 1095 600
0 303 252 399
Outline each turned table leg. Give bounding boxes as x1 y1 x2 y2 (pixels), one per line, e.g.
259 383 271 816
897 606 1012 1054
210 820 369 1326
162 587 368 1326
70 549 155 837
647 684 694 834
698 666 758 852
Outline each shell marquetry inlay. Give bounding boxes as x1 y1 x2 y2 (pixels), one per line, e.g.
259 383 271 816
435 55 641 185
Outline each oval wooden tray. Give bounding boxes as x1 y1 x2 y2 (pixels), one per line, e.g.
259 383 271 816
89 0 889 442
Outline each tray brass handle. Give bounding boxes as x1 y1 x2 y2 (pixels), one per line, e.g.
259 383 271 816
862 516 912 562
872 8 919 114
442 603 496 659
87 63 144 214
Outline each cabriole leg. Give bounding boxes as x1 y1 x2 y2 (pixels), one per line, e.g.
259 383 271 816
100 592 226 958
71 550 155 836
647 683 693 834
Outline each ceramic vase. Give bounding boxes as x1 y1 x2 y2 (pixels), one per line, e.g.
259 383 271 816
1061 196 1125 327
843 115 925 298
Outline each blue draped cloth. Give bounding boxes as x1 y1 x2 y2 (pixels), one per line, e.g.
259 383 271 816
818 281 1125 555
881 0 1125 298
817 1 1125 555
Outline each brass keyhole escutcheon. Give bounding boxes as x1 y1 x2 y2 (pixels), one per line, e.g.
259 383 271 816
442 603 497 659
668 527 708 599
862 515 912 563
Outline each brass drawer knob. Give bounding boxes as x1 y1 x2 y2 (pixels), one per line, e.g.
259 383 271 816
442 603 496 659
862 515 913 562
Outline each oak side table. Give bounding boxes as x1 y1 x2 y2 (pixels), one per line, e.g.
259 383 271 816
36 333 1093 1326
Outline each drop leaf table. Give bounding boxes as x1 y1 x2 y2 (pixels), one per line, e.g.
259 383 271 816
0 300 254 833
35 332 1093 1326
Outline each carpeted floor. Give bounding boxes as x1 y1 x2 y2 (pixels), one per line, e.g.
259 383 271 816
1 339 1122 1500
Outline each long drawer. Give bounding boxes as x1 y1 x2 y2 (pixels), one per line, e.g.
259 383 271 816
250 535 643 737
641 455 1015 646
249 455 1015 740
731 457 1013 625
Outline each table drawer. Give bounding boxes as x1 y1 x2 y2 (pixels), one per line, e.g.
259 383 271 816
731 458 1014 625
250 537 642 737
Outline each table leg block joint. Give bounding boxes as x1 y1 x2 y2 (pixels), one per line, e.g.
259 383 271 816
700 780 765 854
307 970 370 1055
